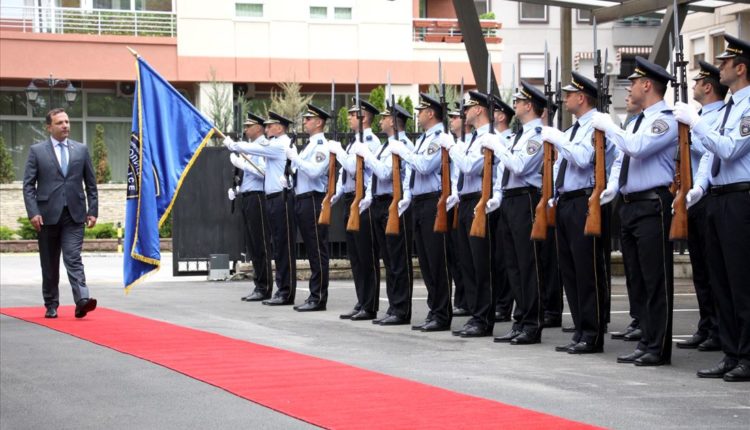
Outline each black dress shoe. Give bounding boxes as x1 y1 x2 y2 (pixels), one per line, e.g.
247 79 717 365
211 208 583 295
623 328 642 342
617 349 646 364
244 291 266 302
561 325 576 333
460 325 491 338
44 308 57 319
74 298 97 319
420 320 450 332
555 341 577 352
510 331 541 345
373 314 390 324
293 302 326 312
379 315 408 326
723 363 750 382
676 333 707 349
494 312 511 322
543 315 562 328
411 320 431 331
262 297 291 306
697 337 721 351
453 307 470 317
452 325 470 336
611 325 638 340
350 310 376 321
697 358 739 378
568 342 603 354
494 329 521 343
339 308 359 319
634 352 668 366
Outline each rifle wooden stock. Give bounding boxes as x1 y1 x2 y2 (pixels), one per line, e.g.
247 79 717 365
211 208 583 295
470 149 493 238
346 155 365 232
531 142 555 241
584 130 606 236
452 205 459 229
386 153 402 235
669 123 691 240
434 148 451 233
546 148 558 226
318 153 337 225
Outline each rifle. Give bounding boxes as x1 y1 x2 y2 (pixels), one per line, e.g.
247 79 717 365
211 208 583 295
435 58 451 233
669 0 691 240
531 42 555 241
386 73 402 235
545 57 562 228
452 76 465 230
319 80 337 225
469 53 494 238
230 99 242 214
346 77 365 232
585 17 611 237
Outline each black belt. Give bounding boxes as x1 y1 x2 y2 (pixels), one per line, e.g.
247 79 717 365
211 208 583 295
503 186 540 198
558 188 592 202
266 191 283 199
412 191 441 202
710 182 750 196
374 194 393 202
621 186 669 204
343 192 355 199
460 192 481 201
240 191 264 196
296 191 324 200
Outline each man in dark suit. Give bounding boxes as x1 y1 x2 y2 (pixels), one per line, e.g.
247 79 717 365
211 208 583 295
23 108 99 319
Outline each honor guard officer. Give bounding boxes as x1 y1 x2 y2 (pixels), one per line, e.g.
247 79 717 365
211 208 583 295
286 104 332 312
447 103 468 317
389 93 453 332
227 113 273 302
593 56 677 366
674 60 727 351
540 72 611 354
328 99 381 321
225 111 298 306
482 81 546 345
442 91 495 338
675 34 750 382
487 96 515 324
357 102 415 325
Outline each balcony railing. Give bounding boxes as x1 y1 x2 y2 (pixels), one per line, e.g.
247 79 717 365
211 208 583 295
0 5 176 37
413 18 501 44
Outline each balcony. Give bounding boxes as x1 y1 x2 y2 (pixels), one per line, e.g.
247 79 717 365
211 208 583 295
413 18 501 44
0 5 176 37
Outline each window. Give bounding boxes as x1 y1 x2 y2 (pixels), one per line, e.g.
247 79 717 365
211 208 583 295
519 3 547 23
519 53 545 86
93 0 131 10
712 33 725 59
235 2 263 18
310 6 327 19
334 7 351 20
135 0 172 11
474 1 489 15
576 9 591 23
618 55 637 81
691 36 706 69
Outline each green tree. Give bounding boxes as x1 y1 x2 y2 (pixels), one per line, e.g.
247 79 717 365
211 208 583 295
398 95 416 132
368 86 386 133
92 124 111 183
0 135 14 183
268 81 314 134
336 106 350 134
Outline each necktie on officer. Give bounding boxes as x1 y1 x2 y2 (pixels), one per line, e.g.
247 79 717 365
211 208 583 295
371 141 390 195
408 133 428 188
711 97 734 176
457 131 478 192
618 112 645 188
500 131 524 187
342 137 354 185
554 121 580 190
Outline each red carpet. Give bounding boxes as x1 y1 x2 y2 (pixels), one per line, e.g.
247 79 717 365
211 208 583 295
1 306 602 429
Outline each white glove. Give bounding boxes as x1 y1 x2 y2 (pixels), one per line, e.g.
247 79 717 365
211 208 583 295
486 192 502 213
353 142 370 158
229 153 242 169
285 146 299 161
480 134 504 154
440 137 455 151
600 187 617 205
358 195 372 214
547 197 556 208
591 112 617 134
389 139 406 156
224 136 239 152
686 186 704 209
327 140 344 157
446 193 459 211
279 175 292 189
540 126 566 148
227 187 237 201
397 197 411 216
674 101 701 128
330 193 341 206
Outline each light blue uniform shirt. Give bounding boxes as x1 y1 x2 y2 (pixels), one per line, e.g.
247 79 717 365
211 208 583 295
605 100 677 194
451 124 489 196
335 128 377 194
237 136 266 192
234 134 288 194
402 123 445 196
292 132 329 194
495 118 544 189
365 131 414 197
491 129 514 195
693 84 750 189
689 100 724 178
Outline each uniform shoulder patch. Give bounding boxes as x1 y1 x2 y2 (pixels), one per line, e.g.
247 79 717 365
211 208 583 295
651 119 669 135
400 138 407 144
259 139 270 146
435 130 442 135
427 141 440 155
526 140 542 155
317 139 324 145
315 151 326 162
741 117 750 136
366 135 373 141
660 109 674 115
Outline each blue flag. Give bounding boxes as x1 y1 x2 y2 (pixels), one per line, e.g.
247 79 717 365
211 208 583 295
124 57 215 291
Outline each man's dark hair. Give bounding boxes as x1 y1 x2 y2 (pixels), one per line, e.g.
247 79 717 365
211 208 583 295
531 103 544 117
732 56 750 80
584 94 597 108
703 76 730 100
428 107 443 122
648 78 668 97
46 108 66 125
396 117 406 130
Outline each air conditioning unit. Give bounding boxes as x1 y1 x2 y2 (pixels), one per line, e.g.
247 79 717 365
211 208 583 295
116 81 136 97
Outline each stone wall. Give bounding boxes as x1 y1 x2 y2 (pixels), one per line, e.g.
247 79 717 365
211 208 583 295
0 183 127 230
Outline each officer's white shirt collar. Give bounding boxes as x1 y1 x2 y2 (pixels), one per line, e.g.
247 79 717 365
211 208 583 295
522 118 543 133
642 100 668 118
728 83 750 106
425 123 443 136
309 132 325 142
475 123 491 136
51 136 68 147
575 108 596 125
702 100 724 114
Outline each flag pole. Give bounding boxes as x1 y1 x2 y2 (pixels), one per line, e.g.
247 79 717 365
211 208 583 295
126 46 140 58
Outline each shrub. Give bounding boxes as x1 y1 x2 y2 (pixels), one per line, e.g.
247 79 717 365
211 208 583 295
83 222 116 239
159 213 172 238
0 226 15 240
92 124 111 183
0 135 14 184
16 217 38 240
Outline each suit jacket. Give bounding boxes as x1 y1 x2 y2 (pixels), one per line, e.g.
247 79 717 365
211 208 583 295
23 138 98 225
